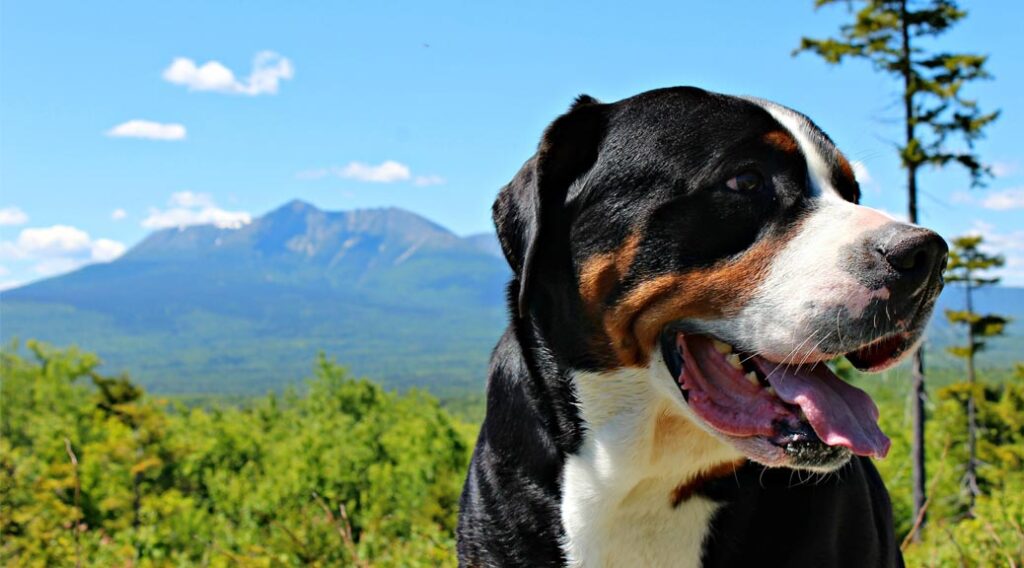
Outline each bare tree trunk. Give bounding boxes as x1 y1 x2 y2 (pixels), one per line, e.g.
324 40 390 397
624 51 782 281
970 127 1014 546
964 273 979 516
911 347 928 535
900 0 928 538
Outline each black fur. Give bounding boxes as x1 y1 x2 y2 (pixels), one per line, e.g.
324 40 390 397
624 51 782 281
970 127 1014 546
700 457 904 567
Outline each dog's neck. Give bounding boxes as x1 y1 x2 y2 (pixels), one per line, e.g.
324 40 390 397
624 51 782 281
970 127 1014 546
492 316 747 566
560 360 745 567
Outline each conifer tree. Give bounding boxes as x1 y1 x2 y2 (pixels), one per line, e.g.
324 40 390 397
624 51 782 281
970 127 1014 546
795 0 999 533
943 235 1007 515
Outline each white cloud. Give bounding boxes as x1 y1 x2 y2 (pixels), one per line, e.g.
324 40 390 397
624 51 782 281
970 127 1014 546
142 192 251 230
295 168 329 180
950 191 974 205
969 221 1024 254
297 161 445 186
163 51 294 96
163 58 236 92
111 208 127 220
0 242 21 260
0 207 29 226
169 190 216 208
338 161 411 183
851 161 873 185
91 238 127 262
968 220 1024 286
0 224 126 277
414 174 446 187
15 225 92 257
142 208 250 230
33 258 88 277
0 265 8 276
991 161 1018 178
980 187 1024 211
107 120 186 141
0 279 25 291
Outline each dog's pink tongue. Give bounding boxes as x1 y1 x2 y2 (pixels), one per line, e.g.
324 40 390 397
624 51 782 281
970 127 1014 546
759 361 890 458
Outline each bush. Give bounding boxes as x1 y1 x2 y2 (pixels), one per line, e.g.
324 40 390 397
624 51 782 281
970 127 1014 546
0 342 470 566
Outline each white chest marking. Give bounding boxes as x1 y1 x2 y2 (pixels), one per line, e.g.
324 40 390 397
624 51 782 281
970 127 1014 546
561 355 743 567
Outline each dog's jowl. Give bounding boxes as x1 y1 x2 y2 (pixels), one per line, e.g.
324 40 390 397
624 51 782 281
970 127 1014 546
457 87 944 567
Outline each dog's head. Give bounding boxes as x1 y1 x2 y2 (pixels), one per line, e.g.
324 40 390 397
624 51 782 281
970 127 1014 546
494 87 946 472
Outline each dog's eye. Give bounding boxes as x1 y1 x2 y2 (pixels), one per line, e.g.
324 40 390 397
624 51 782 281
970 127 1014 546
725 171 763 192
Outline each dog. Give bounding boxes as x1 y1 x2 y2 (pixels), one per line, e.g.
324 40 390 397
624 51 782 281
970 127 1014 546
457 87 945 567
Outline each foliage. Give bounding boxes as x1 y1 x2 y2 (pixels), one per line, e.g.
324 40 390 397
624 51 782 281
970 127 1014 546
1 342 470 566
942 234 1009 513
795 0 999 187
866 362 1024 566
899 376 1024 567
4 341 1022 565
945 235 1008 359
904 473 1024 567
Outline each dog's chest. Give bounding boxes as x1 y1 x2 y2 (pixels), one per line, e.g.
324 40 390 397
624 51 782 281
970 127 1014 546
562 462 720 567
560 366 742 567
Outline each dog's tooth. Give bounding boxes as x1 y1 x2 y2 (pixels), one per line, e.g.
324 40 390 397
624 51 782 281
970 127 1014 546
712 339 733 354
745 371 759 386
726 353 742 370
766 386 776 396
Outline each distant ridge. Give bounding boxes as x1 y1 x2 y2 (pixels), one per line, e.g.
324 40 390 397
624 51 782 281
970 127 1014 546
127 200 471 262
2 200 510 395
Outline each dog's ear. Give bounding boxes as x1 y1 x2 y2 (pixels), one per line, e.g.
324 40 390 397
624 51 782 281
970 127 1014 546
493 94 607 318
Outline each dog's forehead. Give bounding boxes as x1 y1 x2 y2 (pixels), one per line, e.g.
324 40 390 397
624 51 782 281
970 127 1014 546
609 88 779 139
599 89 860 204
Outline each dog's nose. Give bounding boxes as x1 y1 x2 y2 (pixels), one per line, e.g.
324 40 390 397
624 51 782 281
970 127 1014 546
879 227 948 299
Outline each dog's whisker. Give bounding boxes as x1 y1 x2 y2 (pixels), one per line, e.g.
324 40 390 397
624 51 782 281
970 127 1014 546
766 331 817 382
797 331 834 376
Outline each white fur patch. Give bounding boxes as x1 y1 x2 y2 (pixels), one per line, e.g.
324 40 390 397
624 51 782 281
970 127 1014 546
561 352 743 567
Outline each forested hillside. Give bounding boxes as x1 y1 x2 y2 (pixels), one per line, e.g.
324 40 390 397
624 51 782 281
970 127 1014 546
1 342 471 566
3 342 1022 566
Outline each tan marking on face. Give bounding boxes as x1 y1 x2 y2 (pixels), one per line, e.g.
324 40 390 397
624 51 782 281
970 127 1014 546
603 229 803 367
578 233 641 311
763 130 798 154
670 458 746 508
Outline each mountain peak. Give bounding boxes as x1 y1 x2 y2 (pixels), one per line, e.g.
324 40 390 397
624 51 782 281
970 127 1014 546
124 199 477 265
282 198 319 212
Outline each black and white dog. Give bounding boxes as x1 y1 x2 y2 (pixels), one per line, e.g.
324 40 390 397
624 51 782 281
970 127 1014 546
457 87 945 567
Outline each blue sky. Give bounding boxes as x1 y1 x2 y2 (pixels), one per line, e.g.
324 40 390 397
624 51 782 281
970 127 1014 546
1 0 1021 289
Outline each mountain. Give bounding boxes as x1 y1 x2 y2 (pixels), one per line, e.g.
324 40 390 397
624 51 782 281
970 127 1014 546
463 232 505 259
1 201 511 395
926 284 1024 371
2 199 1021 395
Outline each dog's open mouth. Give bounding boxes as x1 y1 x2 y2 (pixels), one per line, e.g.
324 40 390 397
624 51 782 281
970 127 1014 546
662 331 908 465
